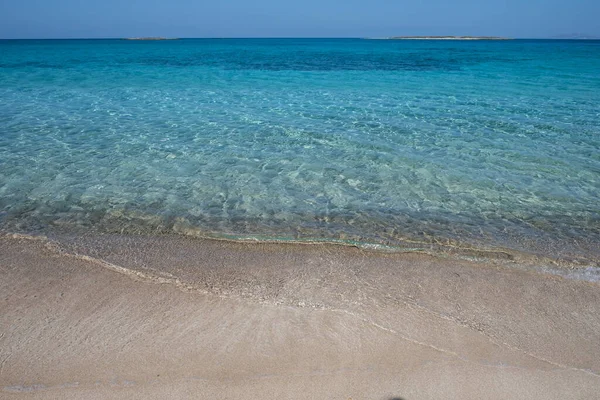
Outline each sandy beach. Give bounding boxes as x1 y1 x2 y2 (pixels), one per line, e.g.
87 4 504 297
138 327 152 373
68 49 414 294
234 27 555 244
1 232 599 399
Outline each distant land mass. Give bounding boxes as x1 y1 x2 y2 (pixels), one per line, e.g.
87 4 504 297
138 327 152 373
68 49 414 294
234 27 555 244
553 33 600 39
122 37 178 41
384 36 511 40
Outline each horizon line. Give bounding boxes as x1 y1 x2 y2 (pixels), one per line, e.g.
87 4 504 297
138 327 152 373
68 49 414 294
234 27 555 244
1 36 595 40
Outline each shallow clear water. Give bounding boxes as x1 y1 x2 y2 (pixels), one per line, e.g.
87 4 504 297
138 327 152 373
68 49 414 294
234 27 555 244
1 39 599 260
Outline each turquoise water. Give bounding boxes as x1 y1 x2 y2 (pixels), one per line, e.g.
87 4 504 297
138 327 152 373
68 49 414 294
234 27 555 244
1 39 599 260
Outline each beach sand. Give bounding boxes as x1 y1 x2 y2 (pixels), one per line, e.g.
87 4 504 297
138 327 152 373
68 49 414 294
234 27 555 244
1 233 599 399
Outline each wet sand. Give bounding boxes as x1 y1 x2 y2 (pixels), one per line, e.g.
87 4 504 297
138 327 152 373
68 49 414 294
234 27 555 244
1 232 600 399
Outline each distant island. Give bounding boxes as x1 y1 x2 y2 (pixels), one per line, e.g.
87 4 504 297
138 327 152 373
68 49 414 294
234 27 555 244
122 37 179 41
553 33 600 40
383 36 510 40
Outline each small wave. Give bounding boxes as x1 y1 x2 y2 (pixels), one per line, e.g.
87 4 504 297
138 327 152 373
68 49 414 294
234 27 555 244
2 229 598 283
540 265 600 283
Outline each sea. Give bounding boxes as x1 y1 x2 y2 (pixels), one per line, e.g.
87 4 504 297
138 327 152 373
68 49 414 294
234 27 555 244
1 38 599 264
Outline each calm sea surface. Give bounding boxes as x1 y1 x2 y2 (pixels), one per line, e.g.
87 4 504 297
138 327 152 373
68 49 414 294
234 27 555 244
1 39 599 261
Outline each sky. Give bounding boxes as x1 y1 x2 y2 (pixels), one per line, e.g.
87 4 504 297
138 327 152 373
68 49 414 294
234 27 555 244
1 0 599 39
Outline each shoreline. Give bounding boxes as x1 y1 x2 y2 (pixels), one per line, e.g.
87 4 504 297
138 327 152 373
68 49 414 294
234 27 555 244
2 224 598 280
2 231 600 399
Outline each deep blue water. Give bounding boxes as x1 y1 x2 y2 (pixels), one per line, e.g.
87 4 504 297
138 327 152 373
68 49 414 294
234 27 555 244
1 39 599 260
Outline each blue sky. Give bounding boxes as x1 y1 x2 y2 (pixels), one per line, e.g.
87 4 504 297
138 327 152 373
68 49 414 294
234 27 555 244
1 0 599 39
